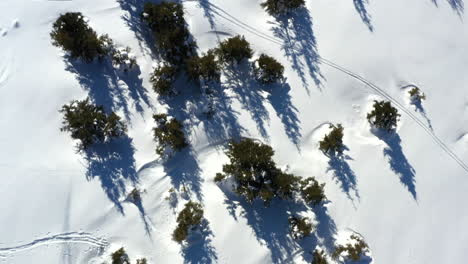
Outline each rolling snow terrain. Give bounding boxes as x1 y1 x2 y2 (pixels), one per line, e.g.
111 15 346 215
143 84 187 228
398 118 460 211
1 0 468 263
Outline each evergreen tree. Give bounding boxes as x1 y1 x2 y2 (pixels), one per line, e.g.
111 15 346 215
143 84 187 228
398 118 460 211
142 2 196 65
332 234 369 261
153 114 188 155
261 0 305 16
367 100 401 132
111 247 130 264
217 35 253 64
59 98 126 150
408 87 426 102
186 50 221 83
299 177 326 205
312 249 329 264
319 124 344 156
51 12 106 62
254 54 285 84
173 201 204 243
150 64 177 95
289 216 313 239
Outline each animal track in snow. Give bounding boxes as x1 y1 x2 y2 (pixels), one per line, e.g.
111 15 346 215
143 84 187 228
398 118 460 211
0 232 109 257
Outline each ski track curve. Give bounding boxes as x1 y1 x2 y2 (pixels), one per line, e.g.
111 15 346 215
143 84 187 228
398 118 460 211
183 0 468 174
0 232 109 257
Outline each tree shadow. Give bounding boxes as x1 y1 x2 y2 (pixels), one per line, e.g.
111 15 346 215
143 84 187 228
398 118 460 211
353 0 374 31
65 58 150 120
270 8 323 93
220 185 337 263
131 194 155 239
202 82 246 145
84 136 138 214
374 130 417 200
224 62 270 139
116 0 161 58
182 219 218 264
267 82 302 148
431 0 464 15
326 151 360 203
198 0 218 35
401 84 433 131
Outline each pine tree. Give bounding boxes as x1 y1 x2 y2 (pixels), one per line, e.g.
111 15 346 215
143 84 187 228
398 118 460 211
51 12 106 62
111 247 130 264
186 50 221 83
173 201 204 243
261 0 305 16
367 100 401 132
59 98 126 150
150 64 177 95
300 177 326 205
217 35 253 64
254 54 285 84
289 216 313 239
153 114 188 155
319 124 344 156
332 234 369 261
312 249 329 264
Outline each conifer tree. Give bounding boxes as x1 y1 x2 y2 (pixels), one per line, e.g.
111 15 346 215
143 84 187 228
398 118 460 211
367 100 401 132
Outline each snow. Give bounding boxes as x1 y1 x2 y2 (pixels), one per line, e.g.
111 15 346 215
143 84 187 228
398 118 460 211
1 0 468 263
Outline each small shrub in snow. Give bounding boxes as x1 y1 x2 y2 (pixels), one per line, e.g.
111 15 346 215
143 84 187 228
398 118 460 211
59 98 127 150
261 0 305 16
172 201 204 243
111 47 137 72
150 64 177 95
332 234 370 262
153 114 188 156
299 177 326 205
288 216 313 239
312 249 329 264
319 124 344 156
142 2 196 65
216 35 253 64
186 50 221 83
254 54 285 84
128 188 141 202
136 259 147 264
51 12 106 62
408 87 426 102
216 138 310 205
111 247 130 264
367 100 401 132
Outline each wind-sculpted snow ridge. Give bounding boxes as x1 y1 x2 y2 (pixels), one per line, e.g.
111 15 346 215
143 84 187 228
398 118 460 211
184 0 468 174
0 232 109 257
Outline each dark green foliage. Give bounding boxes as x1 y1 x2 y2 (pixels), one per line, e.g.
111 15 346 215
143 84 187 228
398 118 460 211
186 50 221 83
367 100 401 132
261 0 305 16
408 87 426 101
59 98 126 149
312 249 329 264
172 201 204 243
51 12 106 62
111 247 130 264
288 216 313 239
319 124 344 156
300 177 326 205
217 35 253 64
254 54 285 84
332 234 369 261
150 64 177 95
128 188 141 202
136 258 147 264
153 114 188 155
216 138 309 205
142 2 196 65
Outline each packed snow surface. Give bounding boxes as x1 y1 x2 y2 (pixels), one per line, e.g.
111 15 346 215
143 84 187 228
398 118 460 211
1 0 468 263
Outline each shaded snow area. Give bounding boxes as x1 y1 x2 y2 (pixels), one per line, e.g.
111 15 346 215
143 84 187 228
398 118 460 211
1 0 468 263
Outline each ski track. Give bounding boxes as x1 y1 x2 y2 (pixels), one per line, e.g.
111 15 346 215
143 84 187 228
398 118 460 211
184 0 468 174
0 232 109 257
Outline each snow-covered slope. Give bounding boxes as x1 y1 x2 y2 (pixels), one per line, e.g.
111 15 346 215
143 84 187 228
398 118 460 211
1 0 468 263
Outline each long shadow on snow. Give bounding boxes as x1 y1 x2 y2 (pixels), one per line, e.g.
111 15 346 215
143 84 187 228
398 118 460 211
270 8 323 93
221 187 337 263
326 152 360 203
182 219 218 264
224 62 270 140
84 136 138 214
431 0 464 15
401 84 433 131
267 82 302 148
65 58 150 120
374 131 417 200
353 0 374 31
